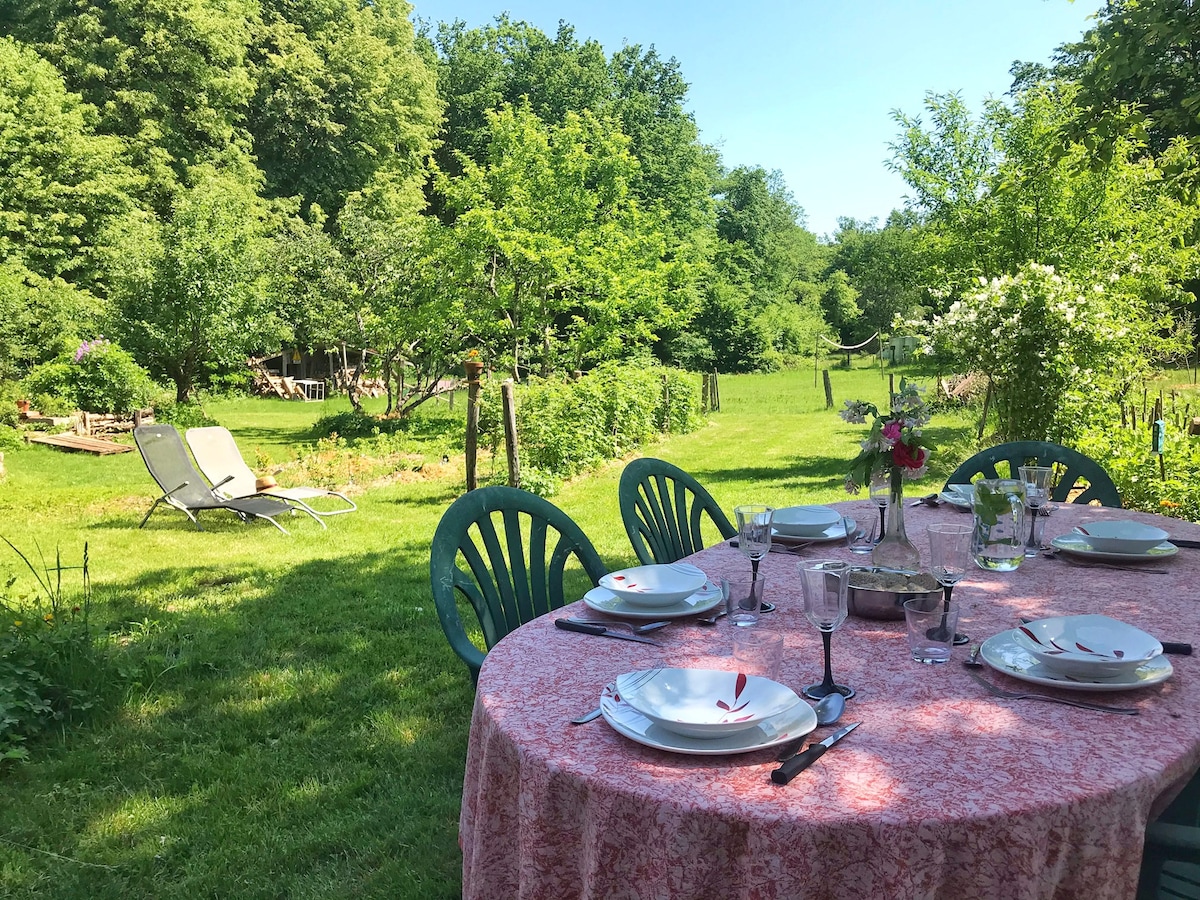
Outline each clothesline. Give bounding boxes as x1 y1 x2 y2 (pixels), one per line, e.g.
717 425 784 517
818 331 880 351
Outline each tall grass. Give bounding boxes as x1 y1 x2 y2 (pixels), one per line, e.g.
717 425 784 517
0 363 973 899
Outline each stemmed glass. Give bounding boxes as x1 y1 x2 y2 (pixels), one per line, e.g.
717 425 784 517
869 471 890 542
735 505 773 580
1019 465 1053 557
927 523 972 645
799 559 855 700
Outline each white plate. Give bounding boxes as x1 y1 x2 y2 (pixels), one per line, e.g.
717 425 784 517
598 563 708 606
979 629 1173 692
1050 534 1178 562
772 505 842 537
582 582 722 620
599 681 818 755
616 668 802 739
773 517 853 544
939 484 974 508
1014 614 1162 678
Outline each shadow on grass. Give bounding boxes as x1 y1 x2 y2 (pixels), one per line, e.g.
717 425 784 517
0 540 473 900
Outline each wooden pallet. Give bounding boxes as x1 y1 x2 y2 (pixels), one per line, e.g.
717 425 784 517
25 433 132 455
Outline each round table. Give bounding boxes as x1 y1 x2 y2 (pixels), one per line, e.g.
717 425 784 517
460 500 1200 899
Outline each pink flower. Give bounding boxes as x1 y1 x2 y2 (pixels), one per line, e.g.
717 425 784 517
892 441 927 470
881 420 902 444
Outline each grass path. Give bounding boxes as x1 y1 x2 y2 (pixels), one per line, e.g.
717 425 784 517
0 364 974 899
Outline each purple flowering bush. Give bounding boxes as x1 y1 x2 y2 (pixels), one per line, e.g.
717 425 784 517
21 338 160 415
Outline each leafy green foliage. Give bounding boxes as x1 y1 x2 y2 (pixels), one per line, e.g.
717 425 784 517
478 363 703 483
21 338 159 415
1077 422 1200 522
919 263 1182 442
0 541 113 764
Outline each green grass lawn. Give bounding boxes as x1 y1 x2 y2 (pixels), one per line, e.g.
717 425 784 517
0 362 975 899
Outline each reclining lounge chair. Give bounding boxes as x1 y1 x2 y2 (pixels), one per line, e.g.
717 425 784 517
133 425 295 533
185 426 356 520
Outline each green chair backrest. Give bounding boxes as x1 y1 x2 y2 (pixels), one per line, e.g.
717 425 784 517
1138 769 1200 899
619 458 736 565
944 441 1122 507
430 486 607 683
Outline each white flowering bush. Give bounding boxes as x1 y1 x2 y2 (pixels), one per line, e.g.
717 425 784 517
923 263 1170 442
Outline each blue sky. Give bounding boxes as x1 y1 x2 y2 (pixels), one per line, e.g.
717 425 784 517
411 1 1102 238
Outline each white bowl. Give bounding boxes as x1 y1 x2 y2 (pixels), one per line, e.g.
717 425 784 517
615 667 801 739
1074 520 1170 554
772 505 842 537
1014 614 1162 678
598 563 707 607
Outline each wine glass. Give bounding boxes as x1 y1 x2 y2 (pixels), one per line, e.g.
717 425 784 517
927 523 972 645
869 471 890 542
798 559 855 699
734 504 773 580
1018 465 1053 557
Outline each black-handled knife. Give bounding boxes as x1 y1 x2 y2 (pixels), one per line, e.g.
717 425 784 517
771 722 860 785
1019 617 1191 656
554 618 663 646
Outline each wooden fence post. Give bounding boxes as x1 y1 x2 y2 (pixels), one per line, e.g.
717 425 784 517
822 369 834 410
710 369 720 412
662 374 671 432
502 379 520 488
464 361 483 491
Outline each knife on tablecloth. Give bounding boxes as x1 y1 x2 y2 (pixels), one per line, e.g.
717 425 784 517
771 722 861 785
554 618 663 646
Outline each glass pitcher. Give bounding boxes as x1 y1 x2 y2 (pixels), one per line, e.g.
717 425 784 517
971 478 1027 572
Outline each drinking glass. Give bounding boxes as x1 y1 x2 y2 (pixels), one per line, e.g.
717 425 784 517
844 516 877 554
869 471 890 541
927 523 972 645
735 505 773 579
798 559 855 700
1018 465 1053 557
722 574 766 627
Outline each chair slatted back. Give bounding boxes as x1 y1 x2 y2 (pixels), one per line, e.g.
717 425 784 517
944 441 1122 507
620 458 735 565
430 486 607 683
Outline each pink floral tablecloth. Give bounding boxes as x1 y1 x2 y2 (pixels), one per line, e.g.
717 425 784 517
460 501 1200 899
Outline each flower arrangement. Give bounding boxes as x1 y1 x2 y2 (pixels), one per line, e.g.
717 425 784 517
839 379 932 494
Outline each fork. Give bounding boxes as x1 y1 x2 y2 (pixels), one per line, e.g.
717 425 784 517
570 667 663 725
963 668 1140 715
1041 549 1169 575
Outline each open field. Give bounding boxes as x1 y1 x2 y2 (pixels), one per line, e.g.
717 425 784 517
0 363 976 898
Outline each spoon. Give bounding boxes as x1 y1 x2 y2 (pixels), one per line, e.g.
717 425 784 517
775 692 845 761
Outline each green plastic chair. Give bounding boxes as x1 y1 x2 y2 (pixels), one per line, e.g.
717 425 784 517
619 458 736 565
943 441 1122 507
430 486 607 683
1138 770 1200 899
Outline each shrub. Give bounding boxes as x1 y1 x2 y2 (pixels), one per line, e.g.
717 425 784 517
1 540 114 763
479 363 705 480
1076 424 1200 520
21 338 160 415
154 398 218 430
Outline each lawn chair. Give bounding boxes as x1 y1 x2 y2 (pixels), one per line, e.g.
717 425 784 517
430 486 607 683
185 426 356 521
944 440 1122 507
133 425 294 533
619 458 736 564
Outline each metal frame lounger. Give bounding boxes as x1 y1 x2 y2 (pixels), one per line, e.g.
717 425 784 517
133 424 295 533
185 426 357 522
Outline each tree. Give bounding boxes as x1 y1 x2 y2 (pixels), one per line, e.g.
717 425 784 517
438 103 687 377
109 165 282 400
0 0 260 212
1060 0 1200 158
0 36 138 293
246 0 441 222
827 212 926 336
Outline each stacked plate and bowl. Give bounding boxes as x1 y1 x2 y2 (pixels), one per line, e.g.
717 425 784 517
1049 519 1177 563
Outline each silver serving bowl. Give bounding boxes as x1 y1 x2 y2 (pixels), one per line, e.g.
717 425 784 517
847 567 940 620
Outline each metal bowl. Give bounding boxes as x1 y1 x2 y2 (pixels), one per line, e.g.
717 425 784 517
847 567 940 620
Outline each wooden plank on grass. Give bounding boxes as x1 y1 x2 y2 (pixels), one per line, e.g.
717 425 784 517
25 432 132 455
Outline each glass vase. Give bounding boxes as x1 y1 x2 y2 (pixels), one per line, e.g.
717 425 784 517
871 468 921 570
971 478 1027 572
